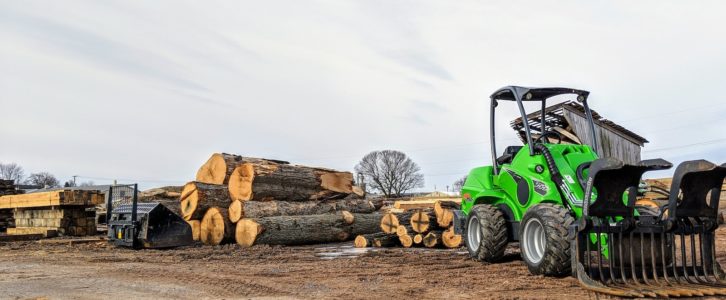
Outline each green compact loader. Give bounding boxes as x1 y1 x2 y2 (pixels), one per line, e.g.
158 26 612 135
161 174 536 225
454 86 726 297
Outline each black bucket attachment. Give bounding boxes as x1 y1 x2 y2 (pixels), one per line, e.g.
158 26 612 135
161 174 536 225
571 158 726 297
109 203 193 249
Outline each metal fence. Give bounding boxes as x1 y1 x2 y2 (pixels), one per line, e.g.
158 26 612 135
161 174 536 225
106 184 137 223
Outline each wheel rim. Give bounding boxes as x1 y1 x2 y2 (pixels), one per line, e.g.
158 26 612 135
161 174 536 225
467 215 481 250
523 218 546 264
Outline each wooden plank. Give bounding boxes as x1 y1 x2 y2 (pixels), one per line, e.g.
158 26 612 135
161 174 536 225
552 126 582 144
38 237 105 245
394 198 462 211
0 190 103 209
0 233 44 242
7 227 58 237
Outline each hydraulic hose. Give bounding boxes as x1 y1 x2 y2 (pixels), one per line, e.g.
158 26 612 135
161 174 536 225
533 144 577 212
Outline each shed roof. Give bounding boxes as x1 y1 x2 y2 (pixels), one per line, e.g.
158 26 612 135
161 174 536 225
511 101 649 145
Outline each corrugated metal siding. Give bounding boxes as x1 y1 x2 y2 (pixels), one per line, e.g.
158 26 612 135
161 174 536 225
563 109 642 164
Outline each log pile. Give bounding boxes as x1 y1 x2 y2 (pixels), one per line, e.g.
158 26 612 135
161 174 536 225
355 200 463 250
182 153 377 246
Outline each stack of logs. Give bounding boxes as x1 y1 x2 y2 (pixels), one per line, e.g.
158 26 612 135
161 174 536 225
181 153 381 247
355 200 462 249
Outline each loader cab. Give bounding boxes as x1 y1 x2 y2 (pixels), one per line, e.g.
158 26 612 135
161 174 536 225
489 86 599 174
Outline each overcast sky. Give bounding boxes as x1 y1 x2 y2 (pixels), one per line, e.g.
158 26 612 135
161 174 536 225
1 1 725 191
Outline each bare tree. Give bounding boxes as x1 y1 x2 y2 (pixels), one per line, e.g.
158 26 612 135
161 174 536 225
453 176 467 193
25 172 60 188
355 150 424 198
0 162 25 184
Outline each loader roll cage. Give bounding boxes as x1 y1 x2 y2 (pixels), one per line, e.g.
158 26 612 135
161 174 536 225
489 86 598 174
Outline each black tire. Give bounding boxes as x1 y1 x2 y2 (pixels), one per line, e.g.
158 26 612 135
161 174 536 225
465 204 508 262
519 203 574 276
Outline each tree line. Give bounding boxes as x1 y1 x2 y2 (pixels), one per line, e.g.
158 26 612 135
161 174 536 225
0 162 93 188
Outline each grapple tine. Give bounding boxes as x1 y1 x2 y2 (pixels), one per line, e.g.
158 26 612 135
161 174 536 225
572 159 726 297
596 225 606 283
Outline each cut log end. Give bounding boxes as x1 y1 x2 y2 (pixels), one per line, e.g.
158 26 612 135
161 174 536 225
395 225 409 237
354 235 369 248
187 220 200 241
442 227 462 248
399 234 413 248
179 182 198 221
423 232 440 248
413 234 423 244
380 213 399 234
235 219 262 247
228 200 242 223
341 211 355 225
410 210 430 233
228 164 257 202
200 207 232 246
195 153 229 185
319 172 354 194
434 201 454 228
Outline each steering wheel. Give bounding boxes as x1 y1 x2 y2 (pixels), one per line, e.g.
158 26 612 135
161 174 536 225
534 131 563 144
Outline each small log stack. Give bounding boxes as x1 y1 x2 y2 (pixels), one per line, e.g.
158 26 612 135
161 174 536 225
182 153 375 246
355 204 463 250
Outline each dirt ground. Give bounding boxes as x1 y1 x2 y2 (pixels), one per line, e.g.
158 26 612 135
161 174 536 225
2 229 726 300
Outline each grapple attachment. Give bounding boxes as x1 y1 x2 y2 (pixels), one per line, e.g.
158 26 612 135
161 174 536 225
571 159 726 297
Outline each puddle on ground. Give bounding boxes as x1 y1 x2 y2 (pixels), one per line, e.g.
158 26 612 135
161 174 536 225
314 244 380 260
313 244 469 260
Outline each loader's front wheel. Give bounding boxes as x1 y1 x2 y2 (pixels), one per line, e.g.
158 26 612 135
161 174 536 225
465 204 508 262
519 203 574 276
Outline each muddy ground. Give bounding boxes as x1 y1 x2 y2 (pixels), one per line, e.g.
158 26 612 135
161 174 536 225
1 229 726 300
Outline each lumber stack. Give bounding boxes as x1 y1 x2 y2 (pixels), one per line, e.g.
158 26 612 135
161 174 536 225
183 153 377 246
11 207 96 237
356 200 463 250
0 190 104 209
0 189 102 237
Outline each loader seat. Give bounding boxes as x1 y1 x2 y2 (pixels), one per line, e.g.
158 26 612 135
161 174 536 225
497 146 523 166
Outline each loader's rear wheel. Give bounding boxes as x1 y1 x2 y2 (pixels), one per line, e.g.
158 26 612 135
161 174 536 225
519 203 574 276
465 204 508 262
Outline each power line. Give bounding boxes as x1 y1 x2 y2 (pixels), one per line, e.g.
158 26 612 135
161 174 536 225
643 137 726 153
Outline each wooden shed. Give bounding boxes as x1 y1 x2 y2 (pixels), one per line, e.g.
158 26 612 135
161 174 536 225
510 101 648 164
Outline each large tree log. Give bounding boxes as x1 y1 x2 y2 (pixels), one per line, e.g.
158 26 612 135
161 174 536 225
195 153 288 185
235 212 381 247
423 231 443 248
410 209 438 233
399 234 413 248
227 160 359 202
200 207 234 245
434 201 456 228
228 199 375 223
379 211 414 234
354 233 399 248
179 182 231 221
413 234 424 245
442 226 463 248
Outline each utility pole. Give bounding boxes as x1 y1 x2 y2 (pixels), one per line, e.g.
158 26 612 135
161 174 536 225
72 175 78 187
